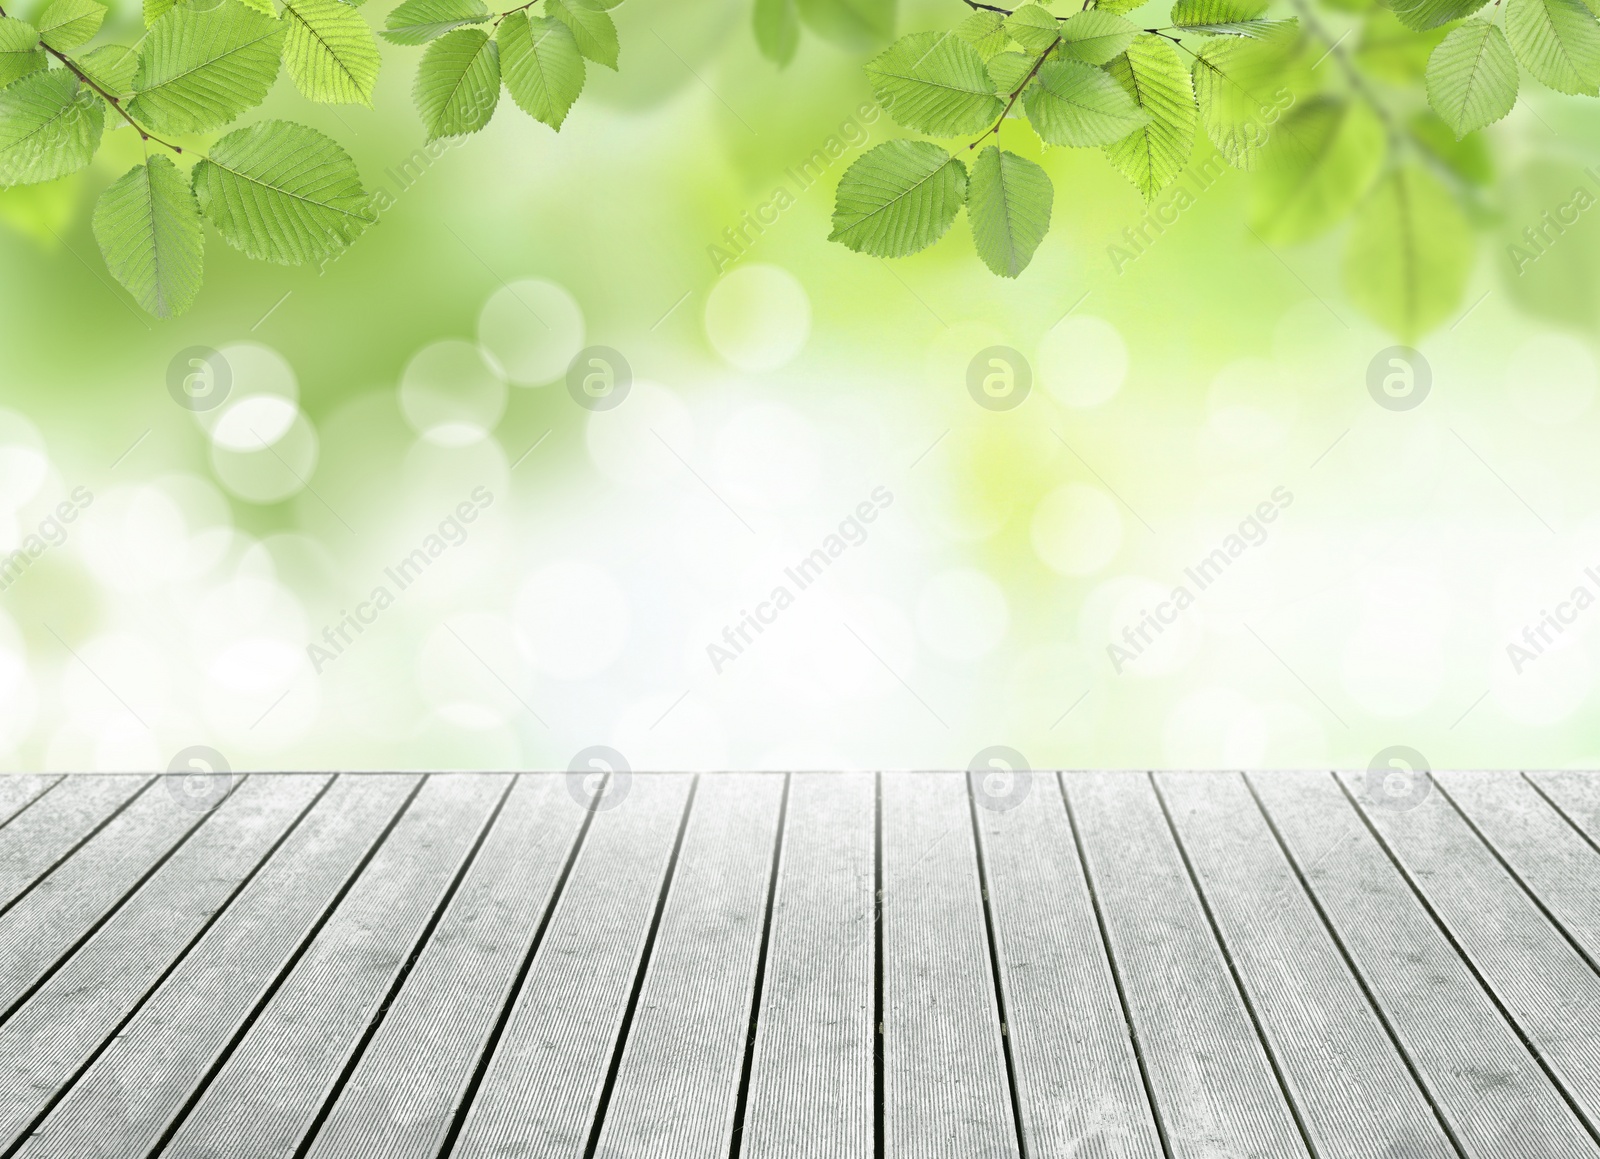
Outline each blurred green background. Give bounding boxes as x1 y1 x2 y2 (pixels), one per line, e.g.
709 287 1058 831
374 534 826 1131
4 0 1600 772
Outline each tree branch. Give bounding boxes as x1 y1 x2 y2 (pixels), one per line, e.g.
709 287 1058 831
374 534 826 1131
0 2 190 156
969 32 1060 149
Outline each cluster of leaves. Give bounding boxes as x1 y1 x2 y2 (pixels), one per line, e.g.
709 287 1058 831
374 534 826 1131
389 0 620 140
0 0 621 318
827 0 1600 336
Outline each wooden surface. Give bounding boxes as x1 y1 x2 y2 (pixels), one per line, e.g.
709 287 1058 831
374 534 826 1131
0 770 1598 1158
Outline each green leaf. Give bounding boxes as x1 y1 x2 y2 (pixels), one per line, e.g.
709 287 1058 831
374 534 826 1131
92 154 204 317
953 9 1007 59
1023 57 1149 146
0 69 102 187
1056 10 1139 64
0 18 46 90
1004 4 1061 53
864 31 1003 136
1425 18 1517 137
414 26 498 139
754 0 800 64
282 0 382 106
830 137 966 257
1251 96 1385 243
380 0 487 46
985 49 1033 90
967 145 1052 276
796 0 895 50
191 119 372 264
548 0 617 69
1391 0 1490 31
1093 0 1152 15
1342 164 1473 338
498 12 584 129
128 0 284 134
1103 34 1195 200
1192 30 1305 169
1504 0 1600 95
77 43 140 97
35 0 105 50
1170 0 1287 36
1410 108 1492 184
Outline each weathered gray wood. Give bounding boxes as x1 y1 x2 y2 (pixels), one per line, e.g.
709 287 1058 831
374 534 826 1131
0 775 60 831
161 774 509 1159
595 773 785 1158
741 771 874 1159
880 771 1018 1159
1525 771 1600 846
305 774 588 1159
0 775 150 914
1066 771 1311 1159
0 774 330 1147
973 769 1162 1159
1251 770 1600 1157
1155 772 1455 1159
1439 771 1600 967
1339 767 1600 1131
452 773 694 1159
0 774 239 1011
16 774 421 1159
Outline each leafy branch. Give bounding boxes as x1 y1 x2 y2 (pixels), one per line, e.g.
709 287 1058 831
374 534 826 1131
825 0 1598 337
0 0 624 317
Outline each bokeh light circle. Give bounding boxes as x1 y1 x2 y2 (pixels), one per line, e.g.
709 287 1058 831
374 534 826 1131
206 343 299 450
478 278 586 386
704 264 811 372
211 412 320 504
400 339 508 446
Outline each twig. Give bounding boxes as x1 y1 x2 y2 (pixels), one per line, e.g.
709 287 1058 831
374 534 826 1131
970 32 1061 149
0 2 190 155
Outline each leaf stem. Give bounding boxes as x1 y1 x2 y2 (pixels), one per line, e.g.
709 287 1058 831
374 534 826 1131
969 32 1061 150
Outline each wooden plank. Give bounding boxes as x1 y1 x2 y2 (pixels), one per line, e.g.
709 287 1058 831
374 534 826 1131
0 775 330 1147
0 774 241 1011
973 769 1163 1159
1337 767 1600 1130
879 771 1018 1159
0 775 60 831
1526 771 1600 846
159 773 508 1158
1250 770 1600 1157
0 776 150 914
1439 771 1600 966
304 774 588 1159
1065 771 1311 1159
15 774 422 1159
1155 772 1456 1159
740 771 874 1159
452 772 694 1159
594 773 785 1158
